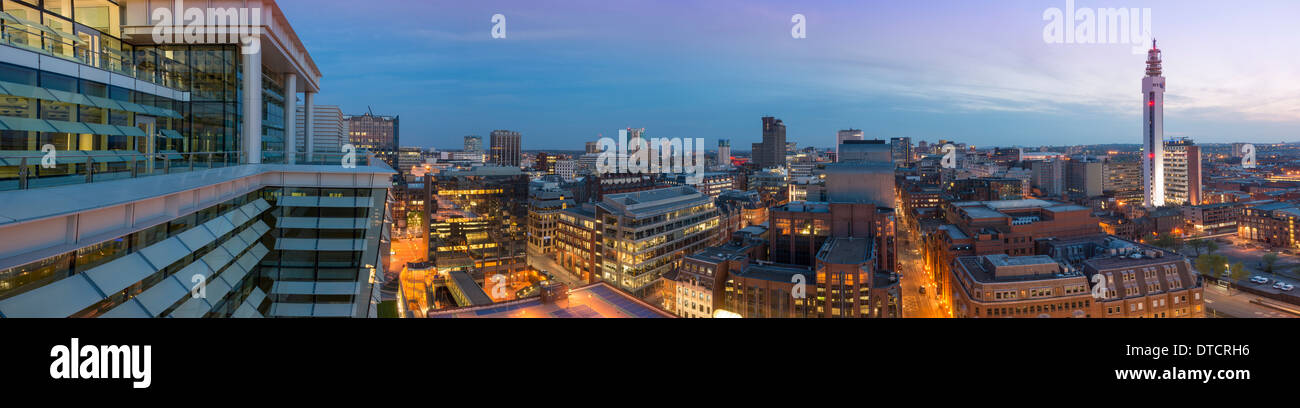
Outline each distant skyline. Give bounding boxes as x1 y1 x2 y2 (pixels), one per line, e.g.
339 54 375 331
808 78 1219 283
280 0 1300 150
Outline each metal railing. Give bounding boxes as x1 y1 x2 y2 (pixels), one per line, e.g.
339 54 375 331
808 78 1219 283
1 150 390 192
1 24 165 89
1 151 245 192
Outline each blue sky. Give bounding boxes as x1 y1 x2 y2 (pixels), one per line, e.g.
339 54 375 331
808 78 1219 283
279 0 1300 150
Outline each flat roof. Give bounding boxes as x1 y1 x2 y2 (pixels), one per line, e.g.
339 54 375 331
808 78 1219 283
817 237 874 265
448 270 494 306
425 282 674 318
938 224 969 240
732 263 814 283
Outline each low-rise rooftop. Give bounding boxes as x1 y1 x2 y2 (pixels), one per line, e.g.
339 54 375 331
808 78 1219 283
425 282 674 318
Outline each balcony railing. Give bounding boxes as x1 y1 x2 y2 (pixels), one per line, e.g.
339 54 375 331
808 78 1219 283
0 150 389 192
0 150 245 192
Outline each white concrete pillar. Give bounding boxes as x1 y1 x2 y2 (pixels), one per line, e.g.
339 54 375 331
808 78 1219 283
284 73 298 165
304 91 316 163
242 49 263 164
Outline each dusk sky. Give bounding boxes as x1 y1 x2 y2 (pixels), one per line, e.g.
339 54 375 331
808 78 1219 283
278 0 1300 150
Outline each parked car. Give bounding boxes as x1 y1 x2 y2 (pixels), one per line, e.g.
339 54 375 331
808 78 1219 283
1273 282 1287 290
1251 276 1269 284
1282 284 1295 292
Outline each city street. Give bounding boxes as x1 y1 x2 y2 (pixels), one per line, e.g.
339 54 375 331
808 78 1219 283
381 234 427 301
527 250 585 288
897 232 947 318
1203 284 1297 318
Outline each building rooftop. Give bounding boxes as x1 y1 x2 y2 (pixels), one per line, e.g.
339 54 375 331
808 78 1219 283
1254 201 1299 212
732 263 814 283
425 282 674 318
598 186 711 218
442 165 525 177
816 237 874 265
688 239 760 264
775 201 830 213
956 254 1074 284
448 270 494 306
561 205 597 219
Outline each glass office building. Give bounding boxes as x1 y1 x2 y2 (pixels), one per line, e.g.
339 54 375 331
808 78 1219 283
0 1 395 318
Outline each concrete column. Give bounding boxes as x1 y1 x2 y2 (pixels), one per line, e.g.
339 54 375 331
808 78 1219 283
304 91 316 163
242 49 263 164
284 73 298 164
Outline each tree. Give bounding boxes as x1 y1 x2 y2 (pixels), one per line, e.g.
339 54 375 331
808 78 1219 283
1229 262 1249 289
1194 254 1228 280
1204 239 1220 254
1152 233 1179 251
1186 239 1208 256
1261 253 1280 274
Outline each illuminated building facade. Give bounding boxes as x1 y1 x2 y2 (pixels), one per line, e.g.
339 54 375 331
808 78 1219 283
489 129 521 167
0 1 399 319
596 186 719 298
425 166 529 285
556 204 598 283
1238 202 1300 250
346 112 399 168
1163 138 1202 206
1142 40 1165 208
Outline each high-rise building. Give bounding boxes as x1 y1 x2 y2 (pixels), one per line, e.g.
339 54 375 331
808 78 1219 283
425 166 529 284
890 137 913 165
717 139 731 167
534 152 558 175
489 130 522 167
347 113 400 167
1031 159 1066 197
1142 40 1166 208
464 135 483 152
0 1 396 318
585 141 600 154
836 129 864 161
1163 138 1202 206
296 105 347 158
1103 159 1142 194
758 117 787 168
1066 158 1104 198
826 140 895 207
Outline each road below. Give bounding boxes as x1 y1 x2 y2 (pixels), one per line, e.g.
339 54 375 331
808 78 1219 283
897 231 946 318
1203 284 1296 318
527 250 584 288
381 234 426 301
